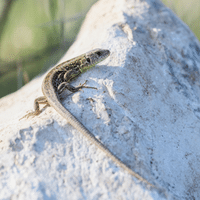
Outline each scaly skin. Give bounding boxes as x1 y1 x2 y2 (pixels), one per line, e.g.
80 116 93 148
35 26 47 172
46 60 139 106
21 49 157 189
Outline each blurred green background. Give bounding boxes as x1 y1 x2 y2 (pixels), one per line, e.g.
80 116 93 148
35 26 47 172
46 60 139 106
0 0 199 98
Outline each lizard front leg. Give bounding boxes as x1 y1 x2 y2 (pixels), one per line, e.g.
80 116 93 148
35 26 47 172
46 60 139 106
57 81 97 95
20 96 49 120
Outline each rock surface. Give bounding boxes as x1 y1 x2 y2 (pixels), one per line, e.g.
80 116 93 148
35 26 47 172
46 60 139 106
0 0 200 199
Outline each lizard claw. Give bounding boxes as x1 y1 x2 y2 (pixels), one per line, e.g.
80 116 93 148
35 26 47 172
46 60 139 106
19 111 41 121
79 80 97 90
79 80 88 86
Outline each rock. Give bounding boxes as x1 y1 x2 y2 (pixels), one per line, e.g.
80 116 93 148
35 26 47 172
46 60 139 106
0 0 200 199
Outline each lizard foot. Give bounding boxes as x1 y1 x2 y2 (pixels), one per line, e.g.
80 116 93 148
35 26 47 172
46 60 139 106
19 111 41 121
78 80 97 90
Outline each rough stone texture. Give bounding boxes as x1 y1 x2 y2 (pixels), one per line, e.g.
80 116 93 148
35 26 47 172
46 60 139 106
0 0 200 199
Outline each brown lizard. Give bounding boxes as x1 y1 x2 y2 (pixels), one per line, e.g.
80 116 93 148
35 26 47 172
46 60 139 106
21 49 156 188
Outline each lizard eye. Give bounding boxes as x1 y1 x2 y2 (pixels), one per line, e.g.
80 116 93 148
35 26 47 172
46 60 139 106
86 58 91 63
96 51 102 56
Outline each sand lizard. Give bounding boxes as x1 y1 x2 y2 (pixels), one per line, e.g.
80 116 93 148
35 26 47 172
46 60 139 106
21 49 155 188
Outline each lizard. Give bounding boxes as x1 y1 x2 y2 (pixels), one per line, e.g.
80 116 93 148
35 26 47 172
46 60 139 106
20 48 155 188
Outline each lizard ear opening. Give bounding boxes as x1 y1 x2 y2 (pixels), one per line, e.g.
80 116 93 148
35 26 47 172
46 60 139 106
86 58 91 63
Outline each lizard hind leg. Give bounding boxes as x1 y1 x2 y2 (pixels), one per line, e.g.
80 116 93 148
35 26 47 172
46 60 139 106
20 96 49 120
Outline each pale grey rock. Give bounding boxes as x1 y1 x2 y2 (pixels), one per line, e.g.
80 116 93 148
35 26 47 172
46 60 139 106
0 0 200 199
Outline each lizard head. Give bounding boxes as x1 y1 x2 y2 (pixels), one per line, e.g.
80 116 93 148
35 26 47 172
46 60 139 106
80 49 110 73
